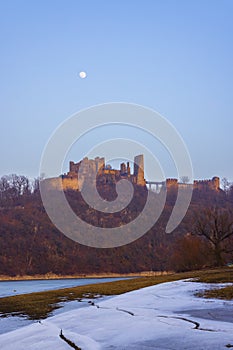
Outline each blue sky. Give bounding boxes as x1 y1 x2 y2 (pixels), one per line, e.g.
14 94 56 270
0 0 233 182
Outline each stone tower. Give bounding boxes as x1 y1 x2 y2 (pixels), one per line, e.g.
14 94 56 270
134 154 145 186
211 176 220 190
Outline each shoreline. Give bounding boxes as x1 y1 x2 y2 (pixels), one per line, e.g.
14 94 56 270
0 270 172 282
0 268 232 321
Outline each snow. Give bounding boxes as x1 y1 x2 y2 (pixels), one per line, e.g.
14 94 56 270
0 280 233 349
0 297 111 335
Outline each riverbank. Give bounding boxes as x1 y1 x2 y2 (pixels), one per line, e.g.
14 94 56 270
1 268 233 320
0 270 171 281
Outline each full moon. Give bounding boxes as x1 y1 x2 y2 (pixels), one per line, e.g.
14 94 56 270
79 71 87 79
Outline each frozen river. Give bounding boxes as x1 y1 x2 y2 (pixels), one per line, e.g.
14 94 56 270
0 277 130 298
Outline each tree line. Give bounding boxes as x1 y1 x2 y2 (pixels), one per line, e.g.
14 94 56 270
0 174 40 207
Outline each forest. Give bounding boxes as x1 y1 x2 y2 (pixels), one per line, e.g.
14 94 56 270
0 174 233 276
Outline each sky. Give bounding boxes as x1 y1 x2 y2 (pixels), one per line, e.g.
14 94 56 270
0 0 233 182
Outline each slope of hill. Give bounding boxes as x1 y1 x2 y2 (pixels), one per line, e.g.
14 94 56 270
0 181 232 276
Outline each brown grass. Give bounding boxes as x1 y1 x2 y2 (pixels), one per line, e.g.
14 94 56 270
197 285 233 300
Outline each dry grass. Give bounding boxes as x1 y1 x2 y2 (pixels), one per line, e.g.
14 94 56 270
196 285 233 300
193 268 233 283
0 268 233 320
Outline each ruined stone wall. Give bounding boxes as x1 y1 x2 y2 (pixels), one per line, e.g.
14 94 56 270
165 177 220 191
212 176 220 190
133 154 146 186
194 177 220 191
166 178 178 188
69 157 105 176
42 177 79 191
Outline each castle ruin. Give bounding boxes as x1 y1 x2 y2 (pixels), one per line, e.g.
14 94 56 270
45 154 146 191
43 154 220 193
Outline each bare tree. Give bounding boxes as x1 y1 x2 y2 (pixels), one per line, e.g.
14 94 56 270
229 184 233 203
0 174 32 206
0 176 10 203
192 207 233 266
180 176 190 184
10 174 30 196
222 177 231 193
32 174 45 194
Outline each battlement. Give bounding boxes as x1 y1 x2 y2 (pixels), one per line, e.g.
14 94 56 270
166 178 178 187
164 177 220 191
194 176 220 191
